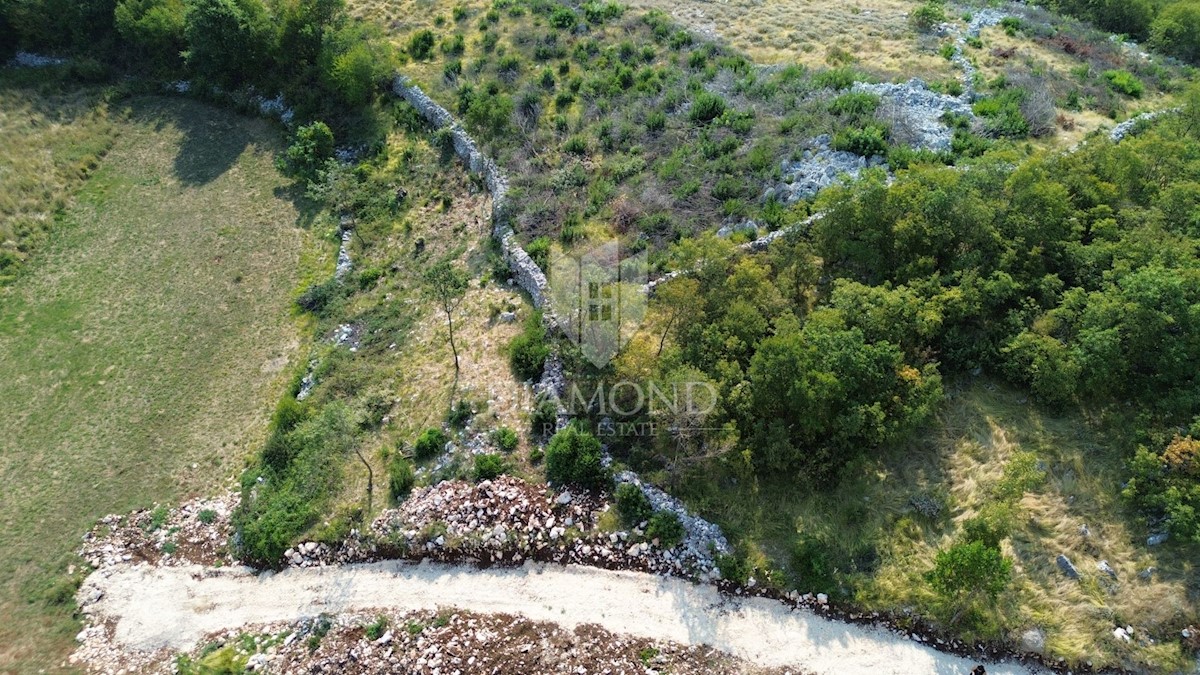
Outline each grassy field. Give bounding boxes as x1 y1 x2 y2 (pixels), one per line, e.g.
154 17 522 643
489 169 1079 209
0 92 316 672
673 380 1198 670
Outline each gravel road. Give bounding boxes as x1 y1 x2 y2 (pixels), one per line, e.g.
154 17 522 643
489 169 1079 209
80 559 1039 674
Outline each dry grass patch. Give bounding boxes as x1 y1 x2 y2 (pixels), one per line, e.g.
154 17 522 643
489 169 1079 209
0 75 119 283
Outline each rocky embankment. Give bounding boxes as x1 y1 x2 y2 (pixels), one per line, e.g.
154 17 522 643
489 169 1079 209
167 609 790 675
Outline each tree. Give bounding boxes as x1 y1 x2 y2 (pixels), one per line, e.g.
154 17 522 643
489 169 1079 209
1152 1 1200 63
926 540 1012 624
114 0 186 72
183 0 272 87
746 310 942 478
652 276 700 356
423 261 469 373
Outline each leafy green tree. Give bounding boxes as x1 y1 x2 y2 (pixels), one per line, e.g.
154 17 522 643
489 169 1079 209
183 0 273 86
1152 1 1200 62
321 21 395 107
1000 331 1080 408
747 310 942 478
1123 437 1200 542
114 0 186 72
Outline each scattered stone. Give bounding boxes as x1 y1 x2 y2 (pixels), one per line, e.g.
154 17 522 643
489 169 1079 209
1147 532 1169 546
498 311 517 324
1020 627 1045 653
1096 560 1117 579
1056 554 1080 580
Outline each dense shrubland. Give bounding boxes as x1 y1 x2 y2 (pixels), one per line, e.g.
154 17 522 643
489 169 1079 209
1042 0 1200 64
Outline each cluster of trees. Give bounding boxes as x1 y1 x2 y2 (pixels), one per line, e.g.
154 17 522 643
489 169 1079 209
603 101 1200 514
2 0 395 123
1043 0 1200 63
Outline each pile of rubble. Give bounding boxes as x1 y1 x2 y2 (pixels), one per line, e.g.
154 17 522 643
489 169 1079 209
79 493 238 570
167 609 791 675
307 476 729 581
765 134 886 205
852 80 974 151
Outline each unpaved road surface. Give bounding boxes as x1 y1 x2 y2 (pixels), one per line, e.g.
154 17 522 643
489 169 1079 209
82 559 1037 674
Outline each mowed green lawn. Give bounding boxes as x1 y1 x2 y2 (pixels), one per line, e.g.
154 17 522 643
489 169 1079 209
0 95 314 671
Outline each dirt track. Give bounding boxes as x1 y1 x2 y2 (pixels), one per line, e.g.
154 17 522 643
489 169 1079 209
80 559 1039 674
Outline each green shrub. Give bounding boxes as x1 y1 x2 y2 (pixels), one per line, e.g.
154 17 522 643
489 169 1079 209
1000 16 1022 35
688 92 727 124
828 92 879 117
792 533 838 593
492 426 519 452
525 236 551 269
715 550 751 585
197 509 217 524
414 428 449 460
646 511 685 548
926 541 1012 615
283 121 334 184
408 29 436 59
446 399 473 428
545 425 611 489
509 313 549 381
909 0 946 32
1103 69 1144 98
564 135 589 155
441 33 465 56
887 145 948 169
811 66 858 90
645 110 666 133
296 278 342 316
388 455 415 503
234 404 355 565
550 6 577 29
365 615 389 640
531 395 559 437
962 502 1014 549
473 453 508 481
832 124 889 156
615 483 653 526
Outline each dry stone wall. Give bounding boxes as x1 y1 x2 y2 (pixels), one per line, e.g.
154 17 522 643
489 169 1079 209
391 77 554 324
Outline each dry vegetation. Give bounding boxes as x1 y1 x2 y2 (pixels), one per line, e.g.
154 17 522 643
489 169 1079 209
0 73 119 284
0 94 313 671
673 379 1198 671
295 121 542 532
624 0 953 77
